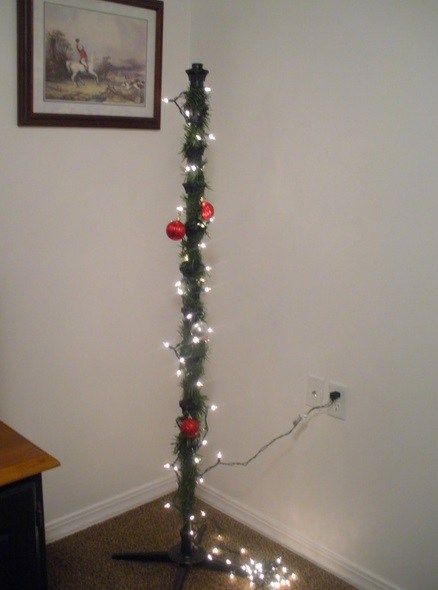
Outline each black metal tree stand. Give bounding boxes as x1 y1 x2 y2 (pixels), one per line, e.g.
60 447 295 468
113 64 246 590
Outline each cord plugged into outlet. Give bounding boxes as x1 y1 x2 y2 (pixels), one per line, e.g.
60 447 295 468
329 391 341 402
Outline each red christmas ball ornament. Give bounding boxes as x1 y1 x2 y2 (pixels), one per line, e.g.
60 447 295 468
201 201 215 222
166 220 186 240
179 417 200 439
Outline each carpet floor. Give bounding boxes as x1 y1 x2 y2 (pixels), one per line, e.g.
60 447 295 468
47 495 356 590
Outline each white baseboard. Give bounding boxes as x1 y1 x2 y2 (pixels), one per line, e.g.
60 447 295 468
197 484 402 590
45 476 176 543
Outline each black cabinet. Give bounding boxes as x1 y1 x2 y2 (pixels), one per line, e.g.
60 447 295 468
0 474 47 590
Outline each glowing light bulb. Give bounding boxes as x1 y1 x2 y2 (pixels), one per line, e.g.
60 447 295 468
212 547 219 555
163 341 170 349
195 134 202 140
194 457 201 464
202 439 208 446
229 572 235 581
276 557 282 564
176 205 184 212
185 110 190 116
196 380 203 387
226 559 232 565
162 97 169 103
189 530 194 536
205 265 212 272
173 465 178 472
177 288 184 295
240 548 247 555
189 514 195 521
204 86 211 93
175 280 182 288
217 451 222 460
198 477 204 484
199 242 207 249
186 313 193 320
190 165 197 172
201 510 206 517
207 327 214 333
185 165 191 172
290 573 298 581
204 286 211 293
208 133 216 140
207 554 213 561
210 404 217 412
179 357 185 364
192 336 200 344
176 369 182 377
164 502 171 509
163 463 171 469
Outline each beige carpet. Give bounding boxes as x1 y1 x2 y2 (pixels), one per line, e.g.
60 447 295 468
47 495 356 590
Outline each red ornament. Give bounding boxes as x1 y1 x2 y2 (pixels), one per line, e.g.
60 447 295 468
179 417 200 439
166 220 186 240
201 201 215 222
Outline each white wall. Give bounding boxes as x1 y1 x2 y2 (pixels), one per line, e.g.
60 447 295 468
0 0 190 520
190 2 438 589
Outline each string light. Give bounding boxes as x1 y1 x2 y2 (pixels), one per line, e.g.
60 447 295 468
175 280 182 288
164 502 171 509
185 109 190 116
201 510 206 517
208 133 216 140
199 242 207 249
176 205 184 213
163 341 170 349
204 86 212 93
163 463 171 469
205 265 212 272
179 357 185 364
229 572 235 581
202 439 208 446
207 554 213 561
162 97 169 103
198 477 204 484
195 134 202 140
207 327 214 333
192 336 200 344
226 559 232 565
210 404 218 411
194 457 201 464
204 286 212 293
196 380 203 387
176 369 182 377
212 547 219 555
189 515 195 521
217 451 222 460
186 313 193 320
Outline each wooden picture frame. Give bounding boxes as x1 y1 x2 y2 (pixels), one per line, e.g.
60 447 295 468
17 0 163 129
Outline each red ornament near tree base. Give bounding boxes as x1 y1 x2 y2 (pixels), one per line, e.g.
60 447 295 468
166 220 186 240
201 201 215 222
179 417 200 439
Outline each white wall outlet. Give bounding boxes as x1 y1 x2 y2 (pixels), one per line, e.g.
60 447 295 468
306 375 324 407
328 382 347 420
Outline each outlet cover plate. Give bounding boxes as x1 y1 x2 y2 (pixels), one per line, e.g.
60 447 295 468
306 375 324 407
328 381 347 420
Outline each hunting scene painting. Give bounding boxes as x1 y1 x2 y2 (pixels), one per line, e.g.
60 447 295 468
44 3 148 106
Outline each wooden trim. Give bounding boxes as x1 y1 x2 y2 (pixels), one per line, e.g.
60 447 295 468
17 0 164 129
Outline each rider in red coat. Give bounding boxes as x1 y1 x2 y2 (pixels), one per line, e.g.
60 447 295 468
75 39 89 72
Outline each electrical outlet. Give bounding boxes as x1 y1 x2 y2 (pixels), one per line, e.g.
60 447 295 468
328 382 347 420
306 375 324 407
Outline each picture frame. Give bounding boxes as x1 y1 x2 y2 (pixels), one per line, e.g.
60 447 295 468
17 0 163 129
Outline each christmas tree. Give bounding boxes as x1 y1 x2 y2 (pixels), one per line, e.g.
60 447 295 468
114 63 337 589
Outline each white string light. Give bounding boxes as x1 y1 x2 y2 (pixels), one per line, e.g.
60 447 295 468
162 97 169 103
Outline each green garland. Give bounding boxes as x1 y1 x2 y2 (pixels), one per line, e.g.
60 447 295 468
173 87 211 521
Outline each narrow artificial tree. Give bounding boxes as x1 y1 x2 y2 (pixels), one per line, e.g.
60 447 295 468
114 63 337 590
113 63 244 590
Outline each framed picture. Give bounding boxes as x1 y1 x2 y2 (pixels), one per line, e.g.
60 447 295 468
17 0 163 129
